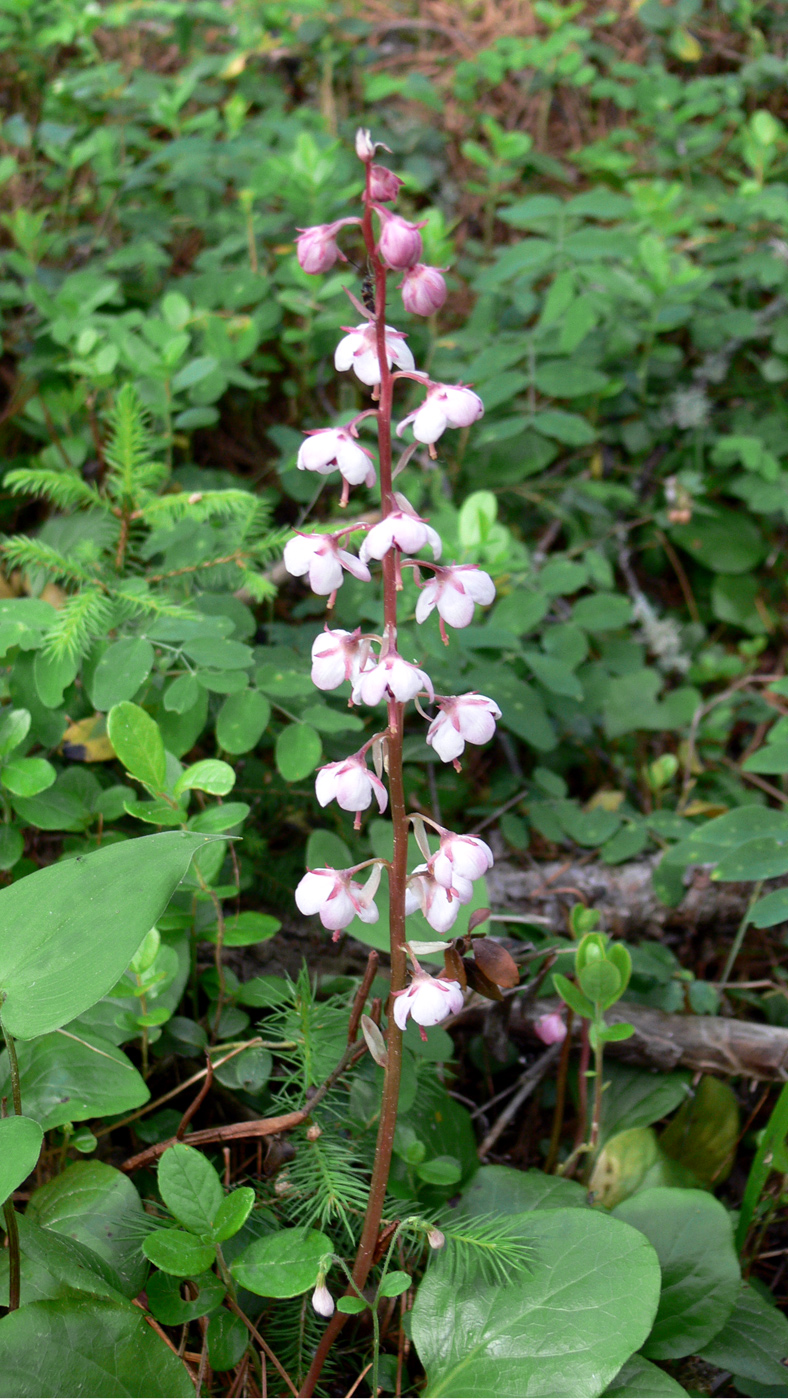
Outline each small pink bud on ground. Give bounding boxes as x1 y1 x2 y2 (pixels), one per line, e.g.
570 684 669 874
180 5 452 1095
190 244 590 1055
534 1012 568 1046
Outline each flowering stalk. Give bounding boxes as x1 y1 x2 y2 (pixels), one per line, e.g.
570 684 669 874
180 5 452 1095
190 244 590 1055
290 129 500 1395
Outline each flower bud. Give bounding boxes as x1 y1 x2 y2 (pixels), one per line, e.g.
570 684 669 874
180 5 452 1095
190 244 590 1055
356 128 375 161
534 1011 568 1046
375 208 425 270
312 1278 335 1318
296 224 342 275
427 1227 446 1250
368 165 404 202
400 265 447 317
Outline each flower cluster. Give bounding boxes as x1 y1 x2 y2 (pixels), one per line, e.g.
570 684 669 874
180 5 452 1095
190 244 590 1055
288 130 503 1032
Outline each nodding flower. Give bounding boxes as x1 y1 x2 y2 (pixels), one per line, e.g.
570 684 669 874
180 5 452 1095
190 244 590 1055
283 532 370 597
426 693 502 764
432 831 494 890
352 650 434 707
295 218 360 274
311 628 368 691
406 864 472 933
393 972 465 1029
374 207 426 270
334 323 415 387
315 751 388 826
359 503 441 565
297 428 375 489
295 865 381 932
415 564 496 635
399 264 447 317
397 382 484 446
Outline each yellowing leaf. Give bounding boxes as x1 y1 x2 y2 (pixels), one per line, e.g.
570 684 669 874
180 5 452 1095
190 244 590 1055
62 714 115 763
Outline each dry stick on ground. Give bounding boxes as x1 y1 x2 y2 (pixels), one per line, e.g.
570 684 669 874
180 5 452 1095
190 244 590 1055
477 1042 563 1158
121 1039 368 1173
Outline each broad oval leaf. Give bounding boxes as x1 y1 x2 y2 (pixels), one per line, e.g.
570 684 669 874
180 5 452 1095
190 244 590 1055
1 757 56 797
91 638 155 711
216 690 270 754
142 1228 216 1277
613 1187 740 1358
412 1208 660 1397
697 1282 788 1387
231 1226 333 1298
0 1297 194 1397
107 702 166 792
0 831 211 1038
275 723 321 781
603 1353 688 1397
0 1116 43 1203
26 1161 148 1298
157 1143 223 1236
146 1268 225 1326
0 1031 148 1130
173 758 235 798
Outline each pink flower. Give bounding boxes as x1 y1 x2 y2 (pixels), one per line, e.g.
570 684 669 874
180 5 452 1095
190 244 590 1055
295 866 380 931
406 864 473 932
534 1012 567 1046
368 165 403 202
311 628 367 690
297 429 375 488
415 564 496 631
335 323 415 387
283 533 371 596
375 208 426 270
352 650 433 706
393 973 464 1029
315 752 388 819
400 265 447 317
359 509 441 565
356 128 376 161
426 693 502 763
432 832 494 890
295 219 359 275
397 383 484 446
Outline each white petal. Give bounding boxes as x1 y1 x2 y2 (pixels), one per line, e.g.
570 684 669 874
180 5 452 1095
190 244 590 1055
309 552 344 595
437 585 475 629
415 582 438 624
320 887 357 930
411 399 448 445
457 708 497 745
390 336 415 372
463 568 496 605
295 870 335 915
425 525 442 560
337 549 372 582
353 348 382 385
283 536 315 577
393 991 412 1030
335 332 362 372
427 715 465 762
315 767 339 807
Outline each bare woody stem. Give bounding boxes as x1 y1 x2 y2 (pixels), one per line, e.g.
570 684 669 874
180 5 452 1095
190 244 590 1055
298 157 409 1400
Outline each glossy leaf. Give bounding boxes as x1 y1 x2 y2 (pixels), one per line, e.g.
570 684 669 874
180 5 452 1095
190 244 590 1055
0 831 210 1038
142 1228 216 1277
107 702 166 792
207 1311 248 1371
603 1354 688 1397
173 758 236 798
91 639 155 711
1 756 56 797
0 1031 148 1130
412 1208 660 1397
157 1143 223 1235
209 1187 255 1243
698 1283 788 1386
216 690 270 753
146 1268 225 1325
459 1165 588 1216
231 1227 333 1298
0 1116 43 1203
613 1188 740 1358
25 1160 151 1298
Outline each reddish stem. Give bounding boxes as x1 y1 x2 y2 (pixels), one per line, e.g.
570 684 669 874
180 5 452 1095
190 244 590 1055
298 158 409 1399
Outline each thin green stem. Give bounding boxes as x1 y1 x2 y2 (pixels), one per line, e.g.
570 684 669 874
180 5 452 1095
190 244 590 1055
718 879 763 993
3 1201 20 1311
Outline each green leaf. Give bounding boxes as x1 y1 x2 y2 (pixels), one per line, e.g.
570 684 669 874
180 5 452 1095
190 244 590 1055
171 355 219 391
275 723 322 781
337 1296 367 1314
0 1031 148 1130
306 829 353 870
737 1082 788 1251
202 912 281 947
713 835 788 881
216 690 270 753
603 1353 688 1397
188 802 250 833
553 972 594 1020
146 1269 225 1325
459 1166 588 1217
671 508 766 575
213 1046 272 1093
523 650 584 700
142 1228 216 1277
379 1270 412 1298
91 639 155 711
207 1311 248 1370
164 674 201 714
0 1298 194 1397
209 1187 255 1243
15 1215 129 1307
659 1076 739 1186
0 824 24 870
157 1143 223 1235
598 1063 691 1146
0 1116 42 1203
26 1161 149 1297
572 593 633 632
531 410 596 446
0 830 210 1038
107 702 166 792
173 759 236 798
613 1188 740 1358
743 743 788 773
34 650 78 708
751 888 788 928
231 1227 333 1298
1 757 56 797
412 1208 660 1397
0 708 30 758
182 636 253 669
417 1156 462 1186
534 362 609 397
698 1283 788 1386
560 806 621 848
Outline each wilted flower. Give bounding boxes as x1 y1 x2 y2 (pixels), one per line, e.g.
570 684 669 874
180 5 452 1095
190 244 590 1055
415 564 496 632
534 1011 568 1046
397 383 484 446
393 972 464 1029
368 165 403 202
296 219 359 274
315 752 388 820
352 650 433 706
335 322 415 387
295 865 380 930
283 532 371 596
432 832 494 890
359 508 441 565
311 628 367 690
399 265 447 317
426 693 501 763
297 428 375 488
375 208 426 270
406 864 473 932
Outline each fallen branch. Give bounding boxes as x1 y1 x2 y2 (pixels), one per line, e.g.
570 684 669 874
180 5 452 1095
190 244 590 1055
507 999 788 1081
